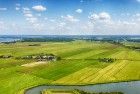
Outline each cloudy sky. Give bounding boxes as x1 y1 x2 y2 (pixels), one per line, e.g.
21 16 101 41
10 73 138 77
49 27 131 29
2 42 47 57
0 0 140 35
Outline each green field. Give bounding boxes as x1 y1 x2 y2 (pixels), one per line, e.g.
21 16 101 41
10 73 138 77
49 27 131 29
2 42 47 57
0 41 140 94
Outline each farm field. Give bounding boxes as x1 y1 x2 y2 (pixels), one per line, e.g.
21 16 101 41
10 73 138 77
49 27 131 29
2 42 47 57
122 41 140 48
0 41 139 94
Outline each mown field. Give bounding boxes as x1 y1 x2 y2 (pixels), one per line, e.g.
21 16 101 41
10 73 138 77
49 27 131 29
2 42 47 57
0 41 140 94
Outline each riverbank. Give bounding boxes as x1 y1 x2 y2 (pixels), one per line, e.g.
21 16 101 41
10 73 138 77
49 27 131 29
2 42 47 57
24 81 140 94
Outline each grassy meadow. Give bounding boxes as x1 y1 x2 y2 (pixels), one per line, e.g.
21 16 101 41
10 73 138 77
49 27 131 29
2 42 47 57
0 41 139 94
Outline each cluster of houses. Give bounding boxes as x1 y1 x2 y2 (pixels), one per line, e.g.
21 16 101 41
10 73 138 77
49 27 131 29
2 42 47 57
18 53 61 61
0 55 13 59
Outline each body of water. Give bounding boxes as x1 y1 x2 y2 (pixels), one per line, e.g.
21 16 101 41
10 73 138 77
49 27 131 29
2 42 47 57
25 81 140 94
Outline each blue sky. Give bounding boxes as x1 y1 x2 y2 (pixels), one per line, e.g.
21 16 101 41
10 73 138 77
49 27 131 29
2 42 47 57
0 0 140 35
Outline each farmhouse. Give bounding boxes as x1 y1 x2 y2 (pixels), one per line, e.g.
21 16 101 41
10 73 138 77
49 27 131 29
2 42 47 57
37 55 57 61
0 55 12 58
19 53 60 61
21 54 60 67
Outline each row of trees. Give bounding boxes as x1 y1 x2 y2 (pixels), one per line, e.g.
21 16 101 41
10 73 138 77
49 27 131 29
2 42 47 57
0 55 13 59
28 44 41 46
21 38 74 42
107 41 140 51
98 58 116 63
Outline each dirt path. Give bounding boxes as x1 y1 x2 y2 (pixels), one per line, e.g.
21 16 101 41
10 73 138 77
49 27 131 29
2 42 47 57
21 61 47 67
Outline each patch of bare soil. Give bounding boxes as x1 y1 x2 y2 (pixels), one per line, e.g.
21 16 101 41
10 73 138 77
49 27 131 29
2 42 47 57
21 61 47 67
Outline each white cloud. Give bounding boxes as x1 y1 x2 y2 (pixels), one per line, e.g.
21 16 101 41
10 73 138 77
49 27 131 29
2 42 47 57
26 17 38 23
22 7 33 19
44 17 48 20
50 19 56 22
87 12 140 35
23 7 30 11
62 15 79 22
88 14 99 21
24 13 33 17
98 12 111 20
15 3 21 11
32 5 46 12
15 7 20 11
58 22 66 27
76 9 83 13
88 12 111 26
2 8 139 35
0 21 4 29
22 6 43 31
36 13 41 17
133 13 140 18
22 7 31 14
136 13 140 17
0 8 7 11
89 12 111 22
79 21 94 34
